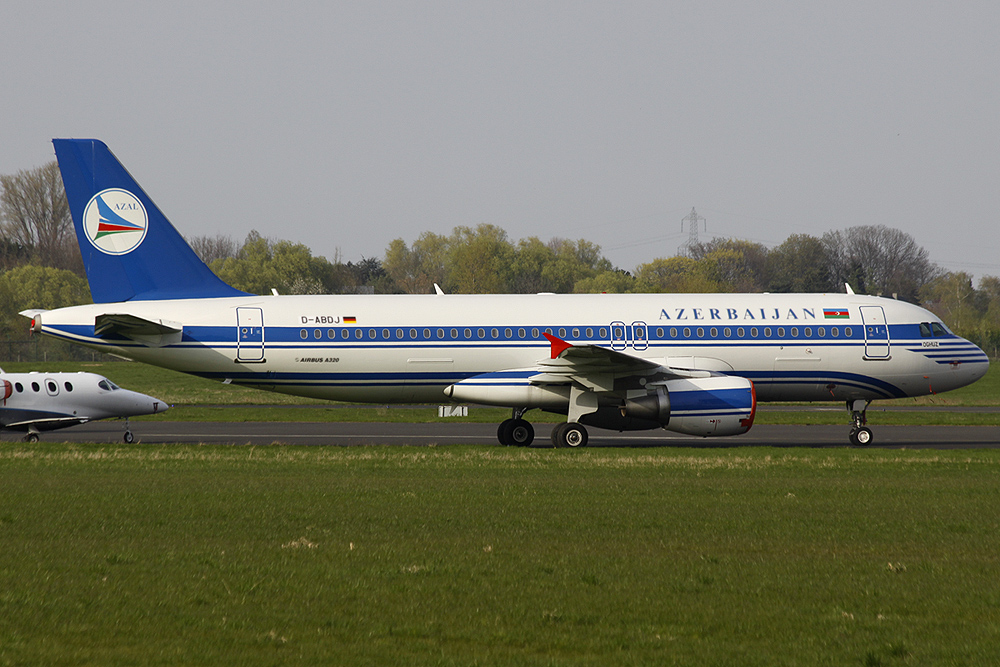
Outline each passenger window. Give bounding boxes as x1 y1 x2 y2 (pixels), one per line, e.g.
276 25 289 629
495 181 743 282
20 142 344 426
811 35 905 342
327 329 335 339
436 328 444 338
31 382 40 392
517 328 525 338
572 328 580 338
832 327 839 337
737 327 744 338
599 328 607 338
777 327 785 337
818 327 825 337
710 327 718 338
724 328 731 337
410 329 418 339
683 328 691 338
65 382 73 392
342 329 350 339
670 328 677 338
450 328 458 338
750 328 758 338
586 328 593 338
531 328 539 338
790 327 798 337
696 327 704 338
845 327 853 337
396 329 404 339
47 381 58 393
764 327 772 337
15 382 23 392
314 329 322 339
656 327 664 338
804 327 811 337
463 328 471 338
558 328 567 338
300 329 308 339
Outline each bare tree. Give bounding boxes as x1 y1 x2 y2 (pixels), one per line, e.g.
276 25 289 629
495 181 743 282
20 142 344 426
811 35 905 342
0 161 81 274
187 234 239 264
822 225 938 302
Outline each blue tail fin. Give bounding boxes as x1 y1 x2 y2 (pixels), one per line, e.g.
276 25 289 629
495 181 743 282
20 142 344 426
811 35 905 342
53 139 249 302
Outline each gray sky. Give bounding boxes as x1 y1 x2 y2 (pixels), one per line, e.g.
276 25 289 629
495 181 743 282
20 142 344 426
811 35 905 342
3 1 998 283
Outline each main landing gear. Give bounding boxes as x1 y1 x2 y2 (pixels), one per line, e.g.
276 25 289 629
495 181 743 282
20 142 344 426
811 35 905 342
497 409 534 447
848 399 873 446
495 410 591 448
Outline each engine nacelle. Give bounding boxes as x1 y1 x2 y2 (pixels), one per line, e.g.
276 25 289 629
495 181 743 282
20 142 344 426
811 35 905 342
621 376 756 437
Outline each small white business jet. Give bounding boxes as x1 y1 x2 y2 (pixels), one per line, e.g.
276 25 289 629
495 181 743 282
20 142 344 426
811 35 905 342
0 369 168 442
22 139 989 447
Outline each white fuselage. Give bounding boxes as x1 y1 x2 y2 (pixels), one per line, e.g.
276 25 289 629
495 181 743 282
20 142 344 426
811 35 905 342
33 291 989 405
0 371 167 432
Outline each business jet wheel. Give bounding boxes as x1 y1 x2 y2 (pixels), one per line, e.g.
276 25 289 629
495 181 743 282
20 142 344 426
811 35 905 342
123 431 134 444
24 433 39 443
551 422 588 448
850 426 873 447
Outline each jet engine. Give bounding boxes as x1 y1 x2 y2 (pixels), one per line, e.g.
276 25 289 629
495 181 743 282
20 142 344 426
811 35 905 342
619 376 756 436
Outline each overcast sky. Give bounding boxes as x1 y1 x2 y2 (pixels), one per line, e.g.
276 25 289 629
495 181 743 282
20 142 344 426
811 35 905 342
3 1 998 284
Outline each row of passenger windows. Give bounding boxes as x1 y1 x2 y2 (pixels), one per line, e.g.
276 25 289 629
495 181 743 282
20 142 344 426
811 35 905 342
297 325 855 341
10 380 74 393
299 326 608 341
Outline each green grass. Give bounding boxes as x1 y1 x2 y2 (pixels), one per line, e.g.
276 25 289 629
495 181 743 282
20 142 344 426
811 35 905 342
1 445 999 665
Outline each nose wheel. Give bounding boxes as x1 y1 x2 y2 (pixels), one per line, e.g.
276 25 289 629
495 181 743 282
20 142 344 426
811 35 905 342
848 400 873 446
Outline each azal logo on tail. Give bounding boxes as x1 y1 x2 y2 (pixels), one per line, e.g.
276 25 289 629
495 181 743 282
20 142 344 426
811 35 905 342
82 188 148 255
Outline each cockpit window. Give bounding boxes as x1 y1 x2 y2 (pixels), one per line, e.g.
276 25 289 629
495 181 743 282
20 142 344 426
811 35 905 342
97 379 120 391
919 322 932 337
931 322 948 337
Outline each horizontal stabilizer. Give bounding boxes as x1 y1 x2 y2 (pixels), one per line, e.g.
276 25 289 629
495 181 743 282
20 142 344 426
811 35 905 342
94 313 183 347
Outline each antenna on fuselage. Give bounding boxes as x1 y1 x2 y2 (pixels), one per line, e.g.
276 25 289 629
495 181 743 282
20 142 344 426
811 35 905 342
845 283 855 295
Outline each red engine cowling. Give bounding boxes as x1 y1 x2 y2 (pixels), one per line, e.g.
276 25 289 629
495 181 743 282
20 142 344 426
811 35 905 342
621 376 756 437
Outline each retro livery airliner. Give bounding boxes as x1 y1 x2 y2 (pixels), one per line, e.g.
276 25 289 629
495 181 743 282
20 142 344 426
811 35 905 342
23 139 989 447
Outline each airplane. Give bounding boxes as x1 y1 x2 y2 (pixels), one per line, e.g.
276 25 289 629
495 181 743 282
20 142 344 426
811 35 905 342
1 369 168 442
21 138 989 447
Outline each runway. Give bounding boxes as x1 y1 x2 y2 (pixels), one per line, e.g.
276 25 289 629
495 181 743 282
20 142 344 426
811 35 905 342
8 420 1000 449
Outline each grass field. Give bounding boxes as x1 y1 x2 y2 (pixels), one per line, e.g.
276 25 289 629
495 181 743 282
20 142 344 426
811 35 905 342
2 445 999 666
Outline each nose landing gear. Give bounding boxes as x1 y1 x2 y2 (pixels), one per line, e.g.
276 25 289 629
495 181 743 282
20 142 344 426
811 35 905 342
848 399 873 446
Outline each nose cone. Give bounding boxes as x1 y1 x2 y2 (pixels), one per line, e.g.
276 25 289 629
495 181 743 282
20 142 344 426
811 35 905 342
933 339 990 393
117 390 170 417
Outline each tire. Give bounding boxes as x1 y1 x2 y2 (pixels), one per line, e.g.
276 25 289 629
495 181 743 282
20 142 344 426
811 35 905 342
123 431 135 444
552 422 588 448
854 426 873 446
508 419 534 447
25 433 39 443
497 419 514 446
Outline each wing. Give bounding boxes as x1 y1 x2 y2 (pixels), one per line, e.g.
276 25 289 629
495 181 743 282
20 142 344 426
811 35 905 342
530 333 709 391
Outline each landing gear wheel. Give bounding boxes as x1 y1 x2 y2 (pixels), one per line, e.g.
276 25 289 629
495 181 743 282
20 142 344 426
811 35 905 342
849 426 873 447
123 431 135 444
551 422 588 448
24 433 39 443
497 419 534 447
497 419 514 446
507 419 534 447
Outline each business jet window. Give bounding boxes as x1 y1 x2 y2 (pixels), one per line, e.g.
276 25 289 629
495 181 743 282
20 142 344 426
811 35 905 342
96 380 109 391
47 381 58 393
64 382 73 392
31 382 40 392
15 382 23 392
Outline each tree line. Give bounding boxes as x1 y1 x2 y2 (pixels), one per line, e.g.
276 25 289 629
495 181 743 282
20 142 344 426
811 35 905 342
2 161 999 358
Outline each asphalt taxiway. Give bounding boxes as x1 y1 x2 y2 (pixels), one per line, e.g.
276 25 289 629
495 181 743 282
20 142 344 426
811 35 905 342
9 421 1000 449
